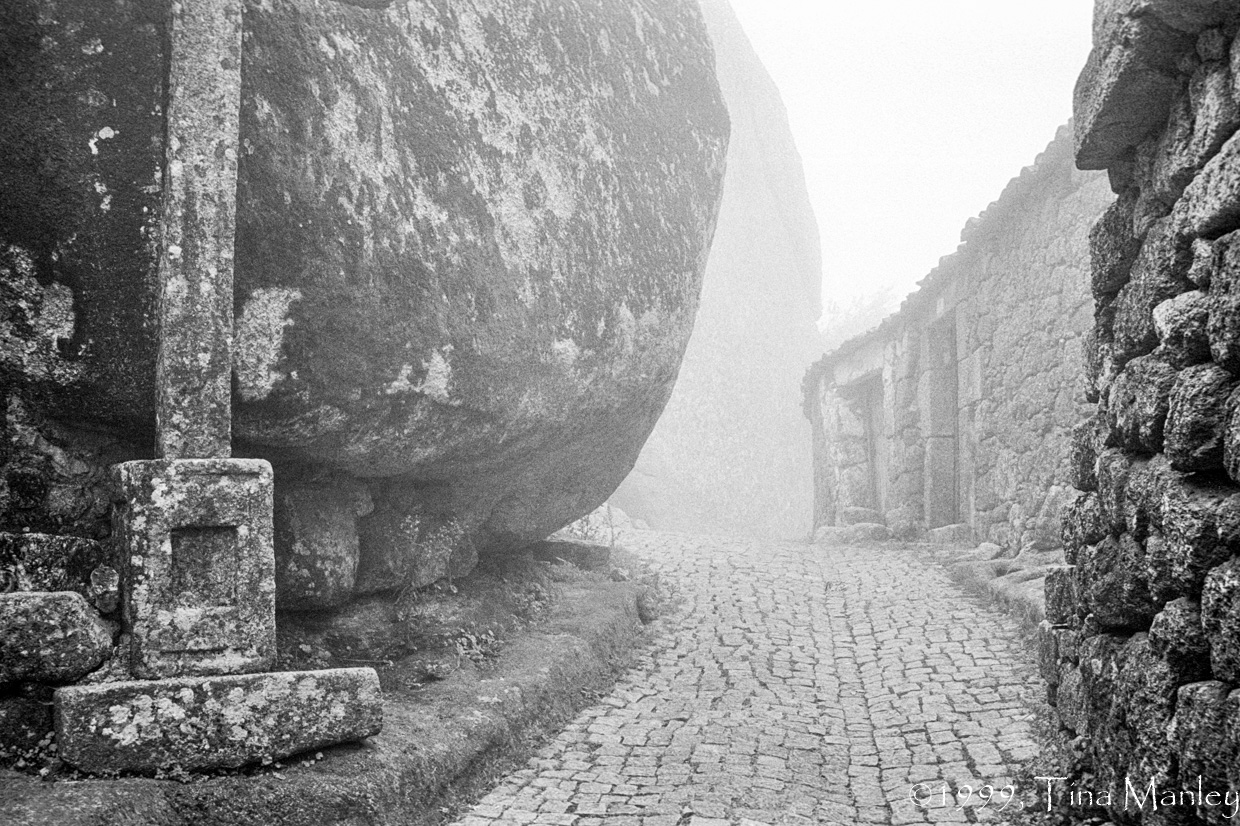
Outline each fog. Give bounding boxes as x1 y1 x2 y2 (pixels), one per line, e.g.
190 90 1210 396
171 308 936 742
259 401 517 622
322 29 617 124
727 0 1095 329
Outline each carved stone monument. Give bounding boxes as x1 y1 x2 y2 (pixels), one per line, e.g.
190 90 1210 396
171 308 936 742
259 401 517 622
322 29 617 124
52 0 382 774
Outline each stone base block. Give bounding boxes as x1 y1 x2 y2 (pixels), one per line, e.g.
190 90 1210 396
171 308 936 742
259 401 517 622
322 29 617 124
112 459 275 679
54 667 382 773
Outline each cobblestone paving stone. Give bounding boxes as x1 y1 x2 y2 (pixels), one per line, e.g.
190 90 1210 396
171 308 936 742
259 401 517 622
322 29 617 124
449 531 1040 826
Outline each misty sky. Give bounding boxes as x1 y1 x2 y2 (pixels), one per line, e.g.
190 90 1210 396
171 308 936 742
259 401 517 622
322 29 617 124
726 1 1096 326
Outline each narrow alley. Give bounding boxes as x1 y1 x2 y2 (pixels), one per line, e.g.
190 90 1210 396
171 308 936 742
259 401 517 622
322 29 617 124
450 532 1040 826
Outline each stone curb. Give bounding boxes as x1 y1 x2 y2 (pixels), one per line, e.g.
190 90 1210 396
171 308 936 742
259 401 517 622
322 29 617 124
2 577 645 826
937 550 1052 627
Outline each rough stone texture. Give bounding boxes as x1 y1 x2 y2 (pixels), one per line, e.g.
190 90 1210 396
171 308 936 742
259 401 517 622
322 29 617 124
1096 447 1136 534
1069 418 1101 491
1078 534 1159 630
1148 597 1212 681
1092 194 1143 297
1155 474 1237 600
1153 289 1210 366
1164 362 1236 470
0 694 53 756
1058 665 1088 733
112 459 275 679
1038 620 1062 689
1167 680 1237 824
1063 492 1109 563
274 476 372 611
0 533 114 611
54 667 382 773
1173 127 1240 239
1073 2 1193 171
1067 10 1240 796
1202 557 1240 682
354 488 476 596
154 0 242 461
0 392 140 541
612 0 819 539
1207 229 1240 372
1110 219 1194 364
805 128 1110 550
1 0 729 555
1107 352 1179 452
1045 566 1080 625
0 592 113 686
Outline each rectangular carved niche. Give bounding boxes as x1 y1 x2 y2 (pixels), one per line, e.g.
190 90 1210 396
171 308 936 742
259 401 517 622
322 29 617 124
112 459 274 679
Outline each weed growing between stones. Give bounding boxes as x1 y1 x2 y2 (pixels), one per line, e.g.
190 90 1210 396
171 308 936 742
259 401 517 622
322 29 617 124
393 519 475 621
559 503 618 547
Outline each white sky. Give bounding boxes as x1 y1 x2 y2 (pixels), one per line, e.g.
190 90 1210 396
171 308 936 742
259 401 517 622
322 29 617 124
726 1 1097 323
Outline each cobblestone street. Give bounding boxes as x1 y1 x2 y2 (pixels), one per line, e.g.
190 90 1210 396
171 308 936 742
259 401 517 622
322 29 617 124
450 531 1040 826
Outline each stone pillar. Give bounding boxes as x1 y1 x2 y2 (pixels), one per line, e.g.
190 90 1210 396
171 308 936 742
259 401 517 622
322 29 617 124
153 0 243 462
53 0 382 775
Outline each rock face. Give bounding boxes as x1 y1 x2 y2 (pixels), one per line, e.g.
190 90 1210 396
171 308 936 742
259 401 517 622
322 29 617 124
612 0 821 538
0 0 729 558
803 129 1111 548
0 592 113 686
1051 5 1240 821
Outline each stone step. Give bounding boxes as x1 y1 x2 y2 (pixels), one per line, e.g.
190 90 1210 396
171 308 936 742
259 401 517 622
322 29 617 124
54 667 381 773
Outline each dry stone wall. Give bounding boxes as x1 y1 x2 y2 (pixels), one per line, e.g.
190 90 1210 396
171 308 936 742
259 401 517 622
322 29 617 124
1046 2 1240 821
804 129 1111 549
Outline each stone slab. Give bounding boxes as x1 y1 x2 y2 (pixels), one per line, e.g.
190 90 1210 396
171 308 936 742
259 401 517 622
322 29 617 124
54 667 382 773
1074 10 1191 170
0 592 113 686
111 459 274 679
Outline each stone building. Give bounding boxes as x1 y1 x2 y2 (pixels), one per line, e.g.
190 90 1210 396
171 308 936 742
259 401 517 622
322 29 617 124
1043 2 1240 820
803 128 1111 549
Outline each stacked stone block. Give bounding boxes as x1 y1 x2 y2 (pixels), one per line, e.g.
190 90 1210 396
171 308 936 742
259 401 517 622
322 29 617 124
1048 2 1240 820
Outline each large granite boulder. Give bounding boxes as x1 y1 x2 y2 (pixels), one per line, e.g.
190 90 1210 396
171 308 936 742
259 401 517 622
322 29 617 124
0 1 729 555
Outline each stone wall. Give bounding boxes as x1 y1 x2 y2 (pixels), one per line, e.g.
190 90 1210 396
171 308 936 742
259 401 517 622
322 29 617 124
612 0 822 539
1044 2 1240 820
804 128 1111 548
